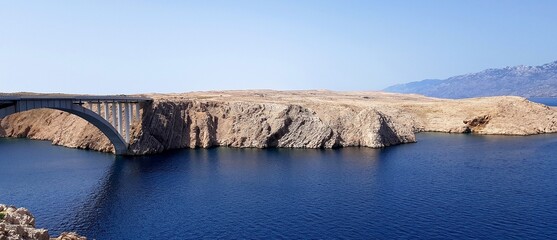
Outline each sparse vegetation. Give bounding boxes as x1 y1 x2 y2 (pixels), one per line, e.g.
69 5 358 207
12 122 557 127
0 212 5 220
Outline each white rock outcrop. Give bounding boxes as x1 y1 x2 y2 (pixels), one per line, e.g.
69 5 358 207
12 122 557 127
0 204 49 240
0 204 86 240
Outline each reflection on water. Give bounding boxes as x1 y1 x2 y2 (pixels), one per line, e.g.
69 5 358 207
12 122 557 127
1 134 556 239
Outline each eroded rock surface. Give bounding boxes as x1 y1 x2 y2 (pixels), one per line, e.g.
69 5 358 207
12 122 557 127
0 204 86 240
1 91 556 154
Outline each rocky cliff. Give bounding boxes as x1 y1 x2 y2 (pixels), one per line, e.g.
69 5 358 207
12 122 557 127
1 90 556 155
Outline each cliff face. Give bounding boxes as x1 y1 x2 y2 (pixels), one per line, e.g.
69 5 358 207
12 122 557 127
129 99 415 154
1 91 556 154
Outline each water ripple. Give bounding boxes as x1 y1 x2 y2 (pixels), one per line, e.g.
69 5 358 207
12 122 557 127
0 134 556 239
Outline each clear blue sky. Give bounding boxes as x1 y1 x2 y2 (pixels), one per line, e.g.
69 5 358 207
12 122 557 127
1 1 557 94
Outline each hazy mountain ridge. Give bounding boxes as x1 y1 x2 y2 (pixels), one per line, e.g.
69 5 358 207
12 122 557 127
385 61 557 98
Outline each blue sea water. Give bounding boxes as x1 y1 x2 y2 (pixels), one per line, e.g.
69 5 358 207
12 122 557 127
1 133 556 239
529 97 557 106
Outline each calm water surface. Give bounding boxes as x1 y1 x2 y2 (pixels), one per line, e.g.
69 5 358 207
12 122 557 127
1 133 556 239
529 97 557 106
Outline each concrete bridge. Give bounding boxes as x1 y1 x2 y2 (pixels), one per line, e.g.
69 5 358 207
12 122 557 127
0 95 152 155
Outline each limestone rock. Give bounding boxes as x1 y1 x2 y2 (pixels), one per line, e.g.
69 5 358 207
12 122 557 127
53 232 87 240
3 207 35 227
0 204 49 240
0 204 86 240
1 91 557 155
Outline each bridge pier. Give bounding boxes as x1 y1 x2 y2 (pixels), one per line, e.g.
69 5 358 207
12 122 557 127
103 102 109 120
111 102 118 131
135 103 140 121
117 103 123 135
124 102 130 143
96 102 101 115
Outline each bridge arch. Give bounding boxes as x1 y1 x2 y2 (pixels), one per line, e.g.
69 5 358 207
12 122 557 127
57 106 128 154
0 96 151 155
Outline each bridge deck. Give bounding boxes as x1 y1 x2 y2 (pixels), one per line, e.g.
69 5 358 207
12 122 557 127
0 95 152 103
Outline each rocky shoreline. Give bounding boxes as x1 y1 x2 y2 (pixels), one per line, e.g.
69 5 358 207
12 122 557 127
1 90 557 155
0 204 85 240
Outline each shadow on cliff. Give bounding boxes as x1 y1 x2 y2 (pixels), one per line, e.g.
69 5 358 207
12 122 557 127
130 101 221 154
377 114 405 147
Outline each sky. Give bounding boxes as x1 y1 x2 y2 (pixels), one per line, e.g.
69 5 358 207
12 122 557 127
1 1 557 94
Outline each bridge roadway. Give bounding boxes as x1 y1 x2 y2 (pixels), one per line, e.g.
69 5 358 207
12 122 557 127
0 95 152 155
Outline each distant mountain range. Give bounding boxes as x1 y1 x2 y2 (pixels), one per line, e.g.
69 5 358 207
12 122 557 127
384 60 557 98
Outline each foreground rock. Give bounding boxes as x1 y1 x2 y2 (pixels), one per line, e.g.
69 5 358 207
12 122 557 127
0 204 86 240
1 90 557 154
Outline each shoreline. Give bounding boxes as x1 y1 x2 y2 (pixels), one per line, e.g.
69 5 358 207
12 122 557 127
1 91 557 155
2 130 557 156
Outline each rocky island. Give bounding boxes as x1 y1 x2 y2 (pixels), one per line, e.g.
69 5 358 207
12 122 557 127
1 90 556 155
